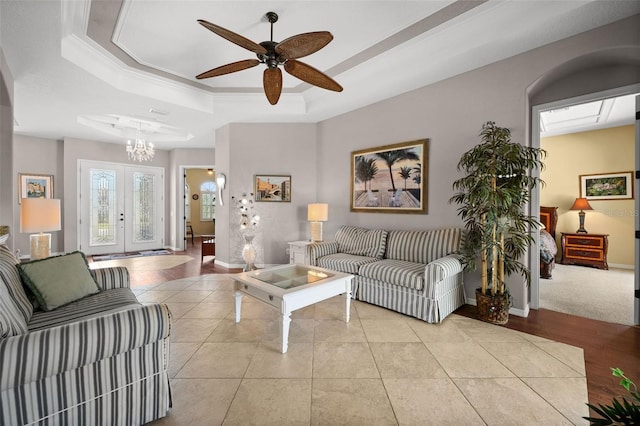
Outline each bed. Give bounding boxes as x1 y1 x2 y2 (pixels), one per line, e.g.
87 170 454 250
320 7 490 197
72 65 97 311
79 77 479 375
539 206 559 279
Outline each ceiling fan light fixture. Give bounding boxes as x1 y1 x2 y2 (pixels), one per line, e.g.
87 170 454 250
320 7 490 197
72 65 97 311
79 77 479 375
196 11 342 105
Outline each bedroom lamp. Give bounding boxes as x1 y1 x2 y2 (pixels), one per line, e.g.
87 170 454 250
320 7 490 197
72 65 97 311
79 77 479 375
20 198 61 259
569 197 593 234
308 203 328 242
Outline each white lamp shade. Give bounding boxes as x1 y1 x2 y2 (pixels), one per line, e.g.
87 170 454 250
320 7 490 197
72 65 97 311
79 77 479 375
20 198 61 233
308 203 328 222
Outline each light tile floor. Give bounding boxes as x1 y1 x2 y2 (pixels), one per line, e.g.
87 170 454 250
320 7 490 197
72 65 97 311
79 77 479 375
142 274 589 425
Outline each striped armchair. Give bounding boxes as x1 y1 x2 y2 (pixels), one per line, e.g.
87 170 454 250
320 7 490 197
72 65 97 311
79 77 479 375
307 226 464 323
0 246 172 426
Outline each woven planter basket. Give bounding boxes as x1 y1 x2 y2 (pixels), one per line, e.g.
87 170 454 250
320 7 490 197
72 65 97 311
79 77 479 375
475 289 509 325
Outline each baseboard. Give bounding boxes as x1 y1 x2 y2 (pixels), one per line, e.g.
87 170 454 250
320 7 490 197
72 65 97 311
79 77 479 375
213 262 292 270
608 263 635 270
214 259 237 269
466 297 529 318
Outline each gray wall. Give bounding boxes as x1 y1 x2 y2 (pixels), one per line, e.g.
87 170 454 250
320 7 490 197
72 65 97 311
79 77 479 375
215 123 317 267
12 135 64 254
316 14 640 313
0 47 14 248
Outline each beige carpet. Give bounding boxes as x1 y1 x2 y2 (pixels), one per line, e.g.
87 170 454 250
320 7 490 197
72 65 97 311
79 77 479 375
540 264 635 325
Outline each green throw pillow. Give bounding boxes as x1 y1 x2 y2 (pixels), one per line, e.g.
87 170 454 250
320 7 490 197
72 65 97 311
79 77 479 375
18 251 100 311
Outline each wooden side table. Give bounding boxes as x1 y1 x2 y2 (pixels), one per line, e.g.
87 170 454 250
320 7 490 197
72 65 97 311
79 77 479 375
288 241 313 265
201 235 215 262
560 233 608 270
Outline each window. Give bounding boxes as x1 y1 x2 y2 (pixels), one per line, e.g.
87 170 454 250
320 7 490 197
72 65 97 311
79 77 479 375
200 181 216 220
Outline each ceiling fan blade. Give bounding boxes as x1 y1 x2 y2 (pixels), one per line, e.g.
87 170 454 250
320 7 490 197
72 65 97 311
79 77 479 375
263 68 282 105
284 60 343 92
196 59 261 79
198 19 267 55
275 31 333 59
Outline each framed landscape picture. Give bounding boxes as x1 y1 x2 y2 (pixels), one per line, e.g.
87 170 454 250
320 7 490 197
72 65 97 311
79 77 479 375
580 171 634 200
254 174 291 202
18 173 53 203
351 139 428 214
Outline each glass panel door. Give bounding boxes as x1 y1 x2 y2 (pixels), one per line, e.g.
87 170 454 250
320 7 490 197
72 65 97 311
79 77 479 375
90 168 119 248
79 160 164 255
124 166 164 252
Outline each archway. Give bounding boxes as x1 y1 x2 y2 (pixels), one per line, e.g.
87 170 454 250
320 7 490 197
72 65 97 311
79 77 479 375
527 46 640 325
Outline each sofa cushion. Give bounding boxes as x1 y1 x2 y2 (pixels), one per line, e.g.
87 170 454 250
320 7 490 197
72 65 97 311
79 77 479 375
18 251 100 311
317 253 379 275
359 259 425 290
385 228 462 264
0 245 33 322
335 226 388 259
28 287 140 331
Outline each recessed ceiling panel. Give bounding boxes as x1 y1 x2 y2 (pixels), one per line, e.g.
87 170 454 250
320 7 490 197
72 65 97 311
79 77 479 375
112 1 455 88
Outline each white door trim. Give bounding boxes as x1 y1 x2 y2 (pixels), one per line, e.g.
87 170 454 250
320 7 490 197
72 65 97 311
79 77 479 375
530 84 640 318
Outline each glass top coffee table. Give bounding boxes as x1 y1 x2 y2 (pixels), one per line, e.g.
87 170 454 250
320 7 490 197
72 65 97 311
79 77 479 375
233 264 354 353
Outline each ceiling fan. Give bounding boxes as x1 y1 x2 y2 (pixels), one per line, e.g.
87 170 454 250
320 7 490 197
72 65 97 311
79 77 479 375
196 11 343 105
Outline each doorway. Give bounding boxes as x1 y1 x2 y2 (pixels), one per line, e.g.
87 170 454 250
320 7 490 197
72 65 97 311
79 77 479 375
531 85 640 325
182 167 216 250
79 160 164 255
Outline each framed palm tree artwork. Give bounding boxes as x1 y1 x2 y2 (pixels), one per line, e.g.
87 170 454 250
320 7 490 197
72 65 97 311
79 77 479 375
350 139 428 213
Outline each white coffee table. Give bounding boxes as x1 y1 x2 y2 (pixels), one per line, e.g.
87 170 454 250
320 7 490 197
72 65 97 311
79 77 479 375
233 264 353 353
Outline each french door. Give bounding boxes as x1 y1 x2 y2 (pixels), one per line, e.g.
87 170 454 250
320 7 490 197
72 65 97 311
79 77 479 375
79 160 164 255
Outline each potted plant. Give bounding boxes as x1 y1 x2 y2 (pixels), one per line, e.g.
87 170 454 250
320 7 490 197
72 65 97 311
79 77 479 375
585 368 640 424
450 121 546 324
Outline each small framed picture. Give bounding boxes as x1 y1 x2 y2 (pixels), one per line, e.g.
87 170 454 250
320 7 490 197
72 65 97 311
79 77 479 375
18 173 53 203
580 171 634 200
254 175 291 202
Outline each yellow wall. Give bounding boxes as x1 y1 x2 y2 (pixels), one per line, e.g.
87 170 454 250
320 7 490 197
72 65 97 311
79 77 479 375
186 168 216 236
541 125 635 267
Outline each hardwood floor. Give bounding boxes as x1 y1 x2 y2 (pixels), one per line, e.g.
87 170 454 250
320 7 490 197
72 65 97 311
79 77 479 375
92 237 639 410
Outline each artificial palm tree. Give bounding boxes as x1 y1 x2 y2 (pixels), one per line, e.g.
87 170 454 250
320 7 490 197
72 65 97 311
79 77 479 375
450 121 546 323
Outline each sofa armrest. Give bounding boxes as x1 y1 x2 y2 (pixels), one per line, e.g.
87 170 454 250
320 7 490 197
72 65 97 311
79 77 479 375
306 241 339 265
91 266 130 290
423 255 463 295
0 303 171 391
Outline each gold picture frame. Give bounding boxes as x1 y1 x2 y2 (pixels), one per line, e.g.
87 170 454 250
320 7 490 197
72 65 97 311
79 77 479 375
351 139 428 214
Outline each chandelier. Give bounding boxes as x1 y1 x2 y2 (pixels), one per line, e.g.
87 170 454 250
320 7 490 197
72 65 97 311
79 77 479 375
126 123 155 162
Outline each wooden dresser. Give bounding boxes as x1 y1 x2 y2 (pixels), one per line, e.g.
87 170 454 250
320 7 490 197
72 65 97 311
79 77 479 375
560 233 608 270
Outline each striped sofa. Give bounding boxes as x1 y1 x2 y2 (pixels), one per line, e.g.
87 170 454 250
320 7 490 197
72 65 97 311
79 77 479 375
0 246 172 425
307 226 465 323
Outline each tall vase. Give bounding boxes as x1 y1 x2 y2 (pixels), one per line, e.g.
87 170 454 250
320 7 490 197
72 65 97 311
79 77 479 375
242 234 257 272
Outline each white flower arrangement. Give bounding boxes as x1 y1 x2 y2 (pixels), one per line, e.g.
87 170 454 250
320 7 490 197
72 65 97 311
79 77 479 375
231 193 260 233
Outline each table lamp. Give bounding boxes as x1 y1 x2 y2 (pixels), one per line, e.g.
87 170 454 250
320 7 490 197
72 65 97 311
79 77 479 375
569 197 593 234
20 198 61 259
308 203 328 242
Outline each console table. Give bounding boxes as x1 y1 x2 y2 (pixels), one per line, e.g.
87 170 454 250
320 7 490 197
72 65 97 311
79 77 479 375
560 232 608 270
